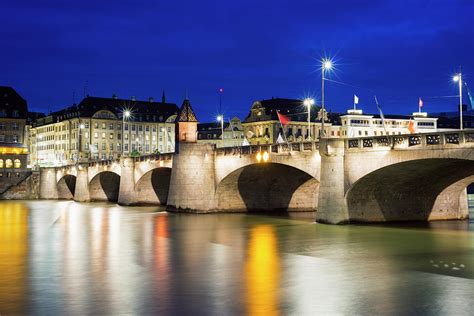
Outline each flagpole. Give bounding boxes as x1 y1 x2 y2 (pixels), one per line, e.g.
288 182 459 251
374 95 387 135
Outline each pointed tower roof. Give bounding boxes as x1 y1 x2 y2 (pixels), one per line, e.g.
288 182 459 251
176 98 198 122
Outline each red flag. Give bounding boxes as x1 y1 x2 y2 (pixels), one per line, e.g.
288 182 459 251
408 120 416 133
419 97 423 108
277 111 290 126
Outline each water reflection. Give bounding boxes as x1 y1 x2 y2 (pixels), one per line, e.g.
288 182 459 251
245 225 280 315
0 201 472 315
0 203 28 314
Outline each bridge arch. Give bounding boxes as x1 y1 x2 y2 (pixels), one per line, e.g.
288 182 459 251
345 158 474 222
135 167 172 205
216 162 319 212
89 171 121 202
57 174 76 200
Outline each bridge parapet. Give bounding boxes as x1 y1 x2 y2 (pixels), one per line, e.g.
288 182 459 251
214 141 319 156
346 130 474 151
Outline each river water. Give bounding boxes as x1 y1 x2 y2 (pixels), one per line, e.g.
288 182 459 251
0 201 473 315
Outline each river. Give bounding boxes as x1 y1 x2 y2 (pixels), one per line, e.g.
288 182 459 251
0 201 473 315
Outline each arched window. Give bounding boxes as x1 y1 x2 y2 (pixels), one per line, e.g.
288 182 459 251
5 159 13 168
0 159 3 168
14 159 21 168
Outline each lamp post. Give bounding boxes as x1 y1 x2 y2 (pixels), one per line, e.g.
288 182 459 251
78 123 85 162
321 59 332 137
303 98 315 140
217 115 224 147
123 110 131 156
453 73 463 130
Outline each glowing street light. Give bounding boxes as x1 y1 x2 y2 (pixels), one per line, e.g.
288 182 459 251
303 98 315 140
122 109 132 156
217 115 224 147
453 73 463 130
321 58 333 137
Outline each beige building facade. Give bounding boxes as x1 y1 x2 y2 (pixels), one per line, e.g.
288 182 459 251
30 95 179 167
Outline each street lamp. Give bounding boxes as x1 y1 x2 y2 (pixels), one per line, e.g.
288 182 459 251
217 115 224 147
303 98 315 140
453 73 463 130
123 110 131 156
321 58 333 137
78 123 85 163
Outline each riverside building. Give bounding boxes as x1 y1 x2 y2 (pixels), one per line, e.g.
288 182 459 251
30 94 179 167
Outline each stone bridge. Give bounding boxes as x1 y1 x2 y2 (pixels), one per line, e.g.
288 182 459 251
317 131 474 223
38 130 474 224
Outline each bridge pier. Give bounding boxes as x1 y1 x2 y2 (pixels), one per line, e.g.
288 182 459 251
39 168 58 199
118 157 137 205
316 138 349 224
74 165 90 202
167 143 217 212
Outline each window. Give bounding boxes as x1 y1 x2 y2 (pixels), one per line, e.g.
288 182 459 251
124 144 129 151
138 125 142 132
102 143 106 150
0 123 4 130
146 125 149 132
117 133 121 140
102 123 106 129
94 132 98 139
5 159 12 168
109 123 114 130
125 124 129 131
94 122 99 129
85 132 89 138
132 125 136 131
109 133 113 139
85 123 89 128
109 143 113 151
0 135 4 142
85 143 89 150
12 123 19 130
0 159 3 168
12 135 18 142
102 132 106 139
124 134 128 140
13 159 21 168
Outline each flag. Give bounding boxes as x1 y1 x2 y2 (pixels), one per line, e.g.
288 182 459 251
354 95 359 105
276 133 285 144
242 138 249 146
465 82 474 111
408 120 416 133
277 111 291 126
246 130 254 139
374 95 386 133
419 97 423 109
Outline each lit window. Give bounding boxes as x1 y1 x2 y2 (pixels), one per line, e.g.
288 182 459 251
13 159 21 168
0 159 3 168
5 159 13 168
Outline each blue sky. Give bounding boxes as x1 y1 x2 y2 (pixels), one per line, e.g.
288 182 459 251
1 0 473 121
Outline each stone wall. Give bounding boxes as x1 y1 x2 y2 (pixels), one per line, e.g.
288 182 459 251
0 172 40 200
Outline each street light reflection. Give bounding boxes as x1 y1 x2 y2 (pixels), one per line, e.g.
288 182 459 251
245 225 280 316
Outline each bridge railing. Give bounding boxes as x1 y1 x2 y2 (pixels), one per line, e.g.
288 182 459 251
346 130 474 150
214 141 319 156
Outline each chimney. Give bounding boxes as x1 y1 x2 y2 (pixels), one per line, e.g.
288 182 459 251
131 96 136 101
149 97 154 103
112 94 118 99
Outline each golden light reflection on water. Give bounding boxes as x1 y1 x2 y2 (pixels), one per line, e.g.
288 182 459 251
0 203 28 313
245 225 281 316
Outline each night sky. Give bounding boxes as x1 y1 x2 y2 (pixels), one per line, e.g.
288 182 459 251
2 0 473 121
